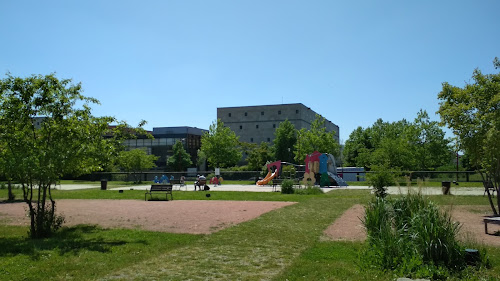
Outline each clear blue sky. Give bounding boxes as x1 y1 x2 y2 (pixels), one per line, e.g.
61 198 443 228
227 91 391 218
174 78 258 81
1 0 499 143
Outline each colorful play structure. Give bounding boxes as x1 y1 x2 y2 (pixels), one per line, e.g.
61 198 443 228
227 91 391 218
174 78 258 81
256 160 281 185
256 152 347 187
302 151 347 187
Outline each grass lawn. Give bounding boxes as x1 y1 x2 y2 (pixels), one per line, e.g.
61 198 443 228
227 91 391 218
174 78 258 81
1 188 500 280
347 180 485 187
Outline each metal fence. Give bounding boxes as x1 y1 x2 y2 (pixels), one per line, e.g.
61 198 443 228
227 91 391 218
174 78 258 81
73 170 483 183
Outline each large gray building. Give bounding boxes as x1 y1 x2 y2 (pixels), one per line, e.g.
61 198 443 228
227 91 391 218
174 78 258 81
217 103 339 144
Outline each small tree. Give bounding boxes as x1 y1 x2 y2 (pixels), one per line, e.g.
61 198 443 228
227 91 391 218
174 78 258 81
201 119 242 168
438 58 500 215
167 140 193 172
247 142 274 171
272 119 297 163
0 74 116 238
294 115 340 163
117 148 158 183
366 164 398 198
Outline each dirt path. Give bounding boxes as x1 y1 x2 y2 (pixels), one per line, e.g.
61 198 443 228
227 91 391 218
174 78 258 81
323 204 500 247
0 199 295 234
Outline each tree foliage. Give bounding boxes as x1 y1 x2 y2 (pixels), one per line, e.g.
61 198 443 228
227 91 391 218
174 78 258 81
0 74 116 238
294 115 340 163
438 59 500 214
200 119 242 168
167 140 193 172
343 111 452 171
246 142 274 171
272 119 297 163
117 148 158 183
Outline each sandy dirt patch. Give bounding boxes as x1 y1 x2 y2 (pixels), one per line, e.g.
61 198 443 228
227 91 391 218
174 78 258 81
323 204 500 247
0 199 295 234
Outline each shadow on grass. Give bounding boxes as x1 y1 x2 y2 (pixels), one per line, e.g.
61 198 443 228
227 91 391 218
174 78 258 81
0 224 146 260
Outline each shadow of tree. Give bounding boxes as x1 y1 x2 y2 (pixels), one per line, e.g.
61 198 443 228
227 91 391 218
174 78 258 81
0 224 147 260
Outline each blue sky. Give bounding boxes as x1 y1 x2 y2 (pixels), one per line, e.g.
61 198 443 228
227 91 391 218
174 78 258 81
1 0 499 143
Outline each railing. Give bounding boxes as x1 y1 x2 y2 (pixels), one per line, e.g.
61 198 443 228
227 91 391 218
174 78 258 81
73 170 482 183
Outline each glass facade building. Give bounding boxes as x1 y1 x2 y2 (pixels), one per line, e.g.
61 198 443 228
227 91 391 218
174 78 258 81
123 126 207 168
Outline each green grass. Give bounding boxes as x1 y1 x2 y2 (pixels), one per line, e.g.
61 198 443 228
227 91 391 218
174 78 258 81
0 224 201 280
273 241 393 281
347 181 485 187
1 188 499 280
0 186 328 202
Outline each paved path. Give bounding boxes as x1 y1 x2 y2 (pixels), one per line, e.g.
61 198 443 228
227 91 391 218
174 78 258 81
52 183 488 196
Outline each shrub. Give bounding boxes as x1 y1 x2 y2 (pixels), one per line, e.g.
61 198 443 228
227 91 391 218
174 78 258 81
366 165 398 198
362 192 476 279
281 179 294 194
282 165 296 179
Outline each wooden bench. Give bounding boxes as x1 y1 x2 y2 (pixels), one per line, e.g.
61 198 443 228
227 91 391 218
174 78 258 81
271 179 283 192
170 179 186 190
145 184 173 201
483 216 500 234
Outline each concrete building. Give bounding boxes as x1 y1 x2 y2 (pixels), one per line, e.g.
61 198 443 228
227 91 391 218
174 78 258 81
217 103 339 144
122 126 207 168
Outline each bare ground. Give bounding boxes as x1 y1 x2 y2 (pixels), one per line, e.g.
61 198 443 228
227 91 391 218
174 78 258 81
0 199 295 234
323 204 500 247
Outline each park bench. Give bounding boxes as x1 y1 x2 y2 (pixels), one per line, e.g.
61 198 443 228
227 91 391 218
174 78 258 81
145 184 173 201
483 216 500 234
271 179 283 192
170 179 186 190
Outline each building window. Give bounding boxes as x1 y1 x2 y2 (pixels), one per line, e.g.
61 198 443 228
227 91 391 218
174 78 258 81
228 113 231 117
245 112 247 116
261 111 264 115
296 110 299 114
239 125 242 130
267 138 270 142
256 124 259 129
250 138 253 142
278 110 281 115
273 124 276 128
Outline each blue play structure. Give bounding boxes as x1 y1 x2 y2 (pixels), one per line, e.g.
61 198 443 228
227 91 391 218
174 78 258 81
302 151 348 187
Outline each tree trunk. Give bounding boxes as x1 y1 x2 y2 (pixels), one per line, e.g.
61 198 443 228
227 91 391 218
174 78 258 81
7 179 15 201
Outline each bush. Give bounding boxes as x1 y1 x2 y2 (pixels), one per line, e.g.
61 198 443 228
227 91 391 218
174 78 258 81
282 165 296 179
366 165 398 198
281 179 294 194
362 192 480 279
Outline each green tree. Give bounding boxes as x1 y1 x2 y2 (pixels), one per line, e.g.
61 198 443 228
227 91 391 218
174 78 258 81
201 119 242 168
0 74 116 238
343 126 374 167
0 144 16 201
344 113 452 171
117 148 158 183
411 110 452 170
438 58 500 214
167 140 193 171
247 142 274 171
196 149 207 171
294 115 340 163
272 119 297 163
370 119 416 171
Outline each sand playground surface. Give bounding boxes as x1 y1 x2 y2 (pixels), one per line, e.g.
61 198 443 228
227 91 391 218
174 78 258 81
1 199 499 246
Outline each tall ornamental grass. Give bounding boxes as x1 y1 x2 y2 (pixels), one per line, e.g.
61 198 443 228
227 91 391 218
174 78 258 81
362 192 474 279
